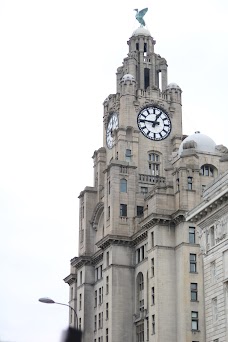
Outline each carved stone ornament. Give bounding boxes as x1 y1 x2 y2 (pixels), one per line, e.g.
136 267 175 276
197 228 207 255
183 140 197 150
215 214 228 242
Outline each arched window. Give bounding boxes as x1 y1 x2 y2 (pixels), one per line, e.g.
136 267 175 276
120 179 127 192
136 272 144 313
200 164 216 177
148 152 160 176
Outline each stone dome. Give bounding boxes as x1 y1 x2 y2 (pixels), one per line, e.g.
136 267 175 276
179 132 216 155
132 27 151 37
121 74 135 81
167 83 181 90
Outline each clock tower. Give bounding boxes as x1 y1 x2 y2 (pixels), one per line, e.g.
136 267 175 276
64 14 228 342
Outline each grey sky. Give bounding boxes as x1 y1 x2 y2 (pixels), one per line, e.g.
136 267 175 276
0 1 228 341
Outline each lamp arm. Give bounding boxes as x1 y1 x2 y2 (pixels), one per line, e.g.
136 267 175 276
55 302 78 329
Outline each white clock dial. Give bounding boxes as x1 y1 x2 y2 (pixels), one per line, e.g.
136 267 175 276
137 106 171 141
106 113 119 149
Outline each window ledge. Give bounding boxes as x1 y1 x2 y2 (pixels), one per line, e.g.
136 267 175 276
191 329 200 333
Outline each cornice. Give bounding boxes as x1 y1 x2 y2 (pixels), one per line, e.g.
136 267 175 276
63 273 76 286
70 255 92 269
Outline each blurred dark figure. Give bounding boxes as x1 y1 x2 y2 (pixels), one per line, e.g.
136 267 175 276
62 327 82 342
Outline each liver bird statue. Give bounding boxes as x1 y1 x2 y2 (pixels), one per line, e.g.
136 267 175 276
134 8 148 26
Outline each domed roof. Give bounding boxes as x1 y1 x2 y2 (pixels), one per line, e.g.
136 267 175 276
132 27 151 37
121 74 135 81
167 83 181 90
179 132 216 155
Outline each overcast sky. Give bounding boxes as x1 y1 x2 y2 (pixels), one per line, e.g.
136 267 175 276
0 1 228 341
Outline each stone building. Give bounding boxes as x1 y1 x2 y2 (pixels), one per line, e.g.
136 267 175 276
64 23 228 342
186 171 228 342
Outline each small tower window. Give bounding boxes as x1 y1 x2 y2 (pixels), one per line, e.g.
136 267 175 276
120 179 127 192
188 177 193 190
136 42 139 51
148 153 160 176
144 43 147 53
144 68 150 90
200 164 215 177
120 204 127 217
126 149 131 162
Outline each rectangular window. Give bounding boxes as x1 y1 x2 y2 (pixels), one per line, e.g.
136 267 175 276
99 288 102 304
146 318 149 341
106 276 109 294
191 311 198 330
137 248 140 263
108 180 110 194
126 149 132 162
80 271 82 285
120 204 127 217
141 187 148 194
141 245 144 260
95 267 99 281
98 338 100 342
108 206 110 219
106 302 109 320
188 177 193 190
189 227 195 244
120 179 127 192
136 323 144 342
190 254 197 273
151 258 154 277
99 313 101 329
79 317 81 330
212 297 218 322
149 163 159 176
94 315 97 331
211 261 217 283
139 299 144 312
95 290 97 307
107 251 109 266
151 232 154 247
210 226 215 247
101 286 103 303
191 283 198 301
106 328 108 342
79 293 82 310
137 206 144 217
70 287 73 300
151 287 155 305
152 314 155 335
176 178 180 191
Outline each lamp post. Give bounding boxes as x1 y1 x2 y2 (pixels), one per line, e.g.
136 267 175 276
38 297 78 329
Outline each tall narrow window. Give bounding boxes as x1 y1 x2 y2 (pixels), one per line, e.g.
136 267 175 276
188 177 193 190
152 315 155 334
106 302 109 320
189 227 195 244
191 283 198 301
98 313 101 329
151 232 154 248
71 287 73 300
137 272 144 312
176 178 180 191
108 206 110 219
120 204 127 217
95 290 97 307
212 297 218 322
106 276 109 294
200 164 214 177
148 153 160 176
136 323 144 342
107 251 109 266
211 261 217 283
94 315 97 331
151 258 154 277
108 180 110 194
146 318 149 341
125 149 132 162
210 226 215 247
191 311 198 330
79 293 82 310
80 271 82 285
190 254 197 273
106 328 108 342
120 179 127 192
151 287 155 305
99 288 102 305
101 286 103 303
79 318 81 330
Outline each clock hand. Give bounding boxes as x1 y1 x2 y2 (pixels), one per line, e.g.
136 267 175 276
152 112 162 127
140 119 160 125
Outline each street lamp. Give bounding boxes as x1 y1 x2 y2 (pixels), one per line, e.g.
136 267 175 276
38 297 78 329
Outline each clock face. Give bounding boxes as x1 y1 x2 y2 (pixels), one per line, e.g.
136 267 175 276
137 106 171 141
106 113 119 149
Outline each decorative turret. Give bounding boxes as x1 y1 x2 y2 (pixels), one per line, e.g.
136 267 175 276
165 82 182 104
119 73 136 96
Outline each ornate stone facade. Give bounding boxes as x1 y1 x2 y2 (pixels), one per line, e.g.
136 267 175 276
187 171 228 342
64 24 228 342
